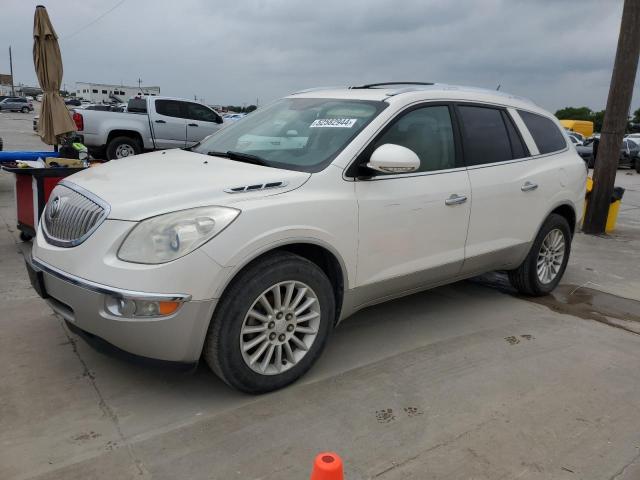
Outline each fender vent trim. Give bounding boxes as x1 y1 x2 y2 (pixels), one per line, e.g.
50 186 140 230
224 181 288 194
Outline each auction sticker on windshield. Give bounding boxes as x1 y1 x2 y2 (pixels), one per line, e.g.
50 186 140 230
310 118 357 128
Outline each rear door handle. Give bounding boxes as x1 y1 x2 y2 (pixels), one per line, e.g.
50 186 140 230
155 119 166 124
188 123 198 127
445 194 468 206
521 181 538 192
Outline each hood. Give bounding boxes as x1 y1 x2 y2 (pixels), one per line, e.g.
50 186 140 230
65 149 311 220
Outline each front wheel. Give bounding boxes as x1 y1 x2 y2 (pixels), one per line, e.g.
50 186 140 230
203 252 335 394
21 107 29 113
508 213 572 296
635 158 640 174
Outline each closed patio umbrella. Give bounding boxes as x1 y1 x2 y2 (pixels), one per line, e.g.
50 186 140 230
33 5 76 145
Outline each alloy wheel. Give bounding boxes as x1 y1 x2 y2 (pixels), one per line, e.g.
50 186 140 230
240 281 321 375
536 228 565 284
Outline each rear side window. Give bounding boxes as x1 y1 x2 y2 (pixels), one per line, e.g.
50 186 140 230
457 105 514 166
155 100 182 118
518 110 566 154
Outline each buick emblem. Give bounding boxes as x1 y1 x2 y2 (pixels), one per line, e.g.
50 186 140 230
48 196 62 219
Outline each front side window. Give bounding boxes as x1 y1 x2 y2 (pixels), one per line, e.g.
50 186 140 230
192 98 386 172
184 102 219 123
457 105 516 166
518 110 566 154
371 105 456 173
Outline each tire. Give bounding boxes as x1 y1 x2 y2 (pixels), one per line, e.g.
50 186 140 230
19 231 33 242
203 251 335 394
635 158 640 174
106 136 141 160
21 107 29 113
508 213 572 296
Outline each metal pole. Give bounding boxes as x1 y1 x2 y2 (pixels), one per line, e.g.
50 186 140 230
9 46 15 96
583 0 640 234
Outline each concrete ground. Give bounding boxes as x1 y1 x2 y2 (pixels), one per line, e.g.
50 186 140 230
1 108 640 479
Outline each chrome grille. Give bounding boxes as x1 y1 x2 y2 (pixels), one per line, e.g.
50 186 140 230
42 183 110 247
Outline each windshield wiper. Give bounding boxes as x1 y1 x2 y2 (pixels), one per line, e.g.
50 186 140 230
207 150 269 166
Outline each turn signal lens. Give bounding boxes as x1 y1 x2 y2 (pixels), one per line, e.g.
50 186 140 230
158 301 180 315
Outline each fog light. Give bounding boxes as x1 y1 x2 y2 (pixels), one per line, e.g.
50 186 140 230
105 296 183 318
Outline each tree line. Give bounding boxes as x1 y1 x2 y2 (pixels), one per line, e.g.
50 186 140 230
555 106 640 133
220 105 257 113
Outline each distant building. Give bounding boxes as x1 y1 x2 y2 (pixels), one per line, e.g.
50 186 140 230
75 82 160 103
0 73 13 96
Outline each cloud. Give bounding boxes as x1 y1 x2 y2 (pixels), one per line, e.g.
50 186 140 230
2 0 638 113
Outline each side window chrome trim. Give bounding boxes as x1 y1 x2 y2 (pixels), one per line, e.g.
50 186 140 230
356 165 467 181
464 148 570 170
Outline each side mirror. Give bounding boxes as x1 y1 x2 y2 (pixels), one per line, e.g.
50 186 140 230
215 115 224 124
366 144 420 174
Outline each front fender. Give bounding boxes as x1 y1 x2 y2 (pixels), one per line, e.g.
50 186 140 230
203 229 353 300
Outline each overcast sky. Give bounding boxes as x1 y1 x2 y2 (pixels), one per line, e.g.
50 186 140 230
2 0 638 113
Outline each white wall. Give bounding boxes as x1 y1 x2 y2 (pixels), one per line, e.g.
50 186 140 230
75 83 160 103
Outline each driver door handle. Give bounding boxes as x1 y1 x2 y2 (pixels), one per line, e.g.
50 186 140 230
445 194 468 206
155 119 166 124
521 181 538 192
188 123 198 127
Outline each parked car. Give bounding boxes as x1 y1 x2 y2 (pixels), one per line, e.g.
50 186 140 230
64 98 82 107
565 130 585 145
577 138 639 170
568 135 582 146
0 97 34 112
72 96 225 159
223 113 247 122
29 83 586 393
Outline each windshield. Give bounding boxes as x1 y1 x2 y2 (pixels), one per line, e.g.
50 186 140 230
192 98 387 172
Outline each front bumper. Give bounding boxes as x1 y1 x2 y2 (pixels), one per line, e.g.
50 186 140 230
28 254 217 363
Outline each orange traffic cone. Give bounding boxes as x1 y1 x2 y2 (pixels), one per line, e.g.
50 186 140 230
310 452 344 480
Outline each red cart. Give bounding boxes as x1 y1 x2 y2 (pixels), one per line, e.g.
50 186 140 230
2 166 84 241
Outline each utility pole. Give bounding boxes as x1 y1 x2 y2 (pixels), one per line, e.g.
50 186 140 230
9 46 15 96
583 0 640 234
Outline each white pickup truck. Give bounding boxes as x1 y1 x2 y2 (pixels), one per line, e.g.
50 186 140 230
72 96 225 160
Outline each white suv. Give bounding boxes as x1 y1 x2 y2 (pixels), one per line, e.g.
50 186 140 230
28 83 586 393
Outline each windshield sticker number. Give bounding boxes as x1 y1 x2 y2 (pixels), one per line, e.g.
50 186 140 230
310 118 357 128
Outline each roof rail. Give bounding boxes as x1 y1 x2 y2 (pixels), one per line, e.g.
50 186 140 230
349 82 434 89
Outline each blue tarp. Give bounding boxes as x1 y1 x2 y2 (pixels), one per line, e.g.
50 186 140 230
0 151 60 163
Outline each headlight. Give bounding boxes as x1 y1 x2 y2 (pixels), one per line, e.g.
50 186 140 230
117 206 240 264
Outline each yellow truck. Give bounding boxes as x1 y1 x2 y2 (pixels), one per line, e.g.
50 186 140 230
559 119 594 138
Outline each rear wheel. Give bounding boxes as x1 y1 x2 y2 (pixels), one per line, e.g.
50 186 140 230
106 136 141 160
203 252 335 394
21 107 29 113
635 158 640 174
508 214 571 296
